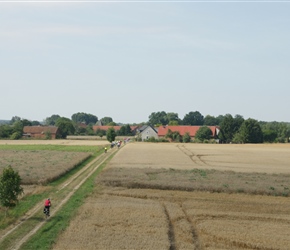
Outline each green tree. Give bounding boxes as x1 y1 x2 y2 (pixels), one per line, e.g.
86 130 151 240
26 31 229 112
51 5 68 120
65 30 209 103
10 132 22 140
182 111 204 125
106 127 116 142
148 111 168 126
107 122 117 126
195 126 212 141
262 129 277 143
166 112 180 124
0 125 13 139
204 115 218 126
71 112 98 125
183 132 191 143
45 114 61 126
10 116 21 125
86 125 95 135
237 118 263 143
233 115 244 132
0 166 24 216
44 130 52 140
74 125 87 135
168 120 179 125
219 114 235 143
55 117 75 139
165 129 182 142
100 117 114 125
95 128 106 137
118 125 132 136
260 121 290 142
31 120 41 126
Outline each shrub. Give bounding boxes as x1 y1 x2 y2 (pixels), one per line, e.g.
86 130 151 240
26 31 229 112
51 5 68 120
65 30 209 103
10 132 22 140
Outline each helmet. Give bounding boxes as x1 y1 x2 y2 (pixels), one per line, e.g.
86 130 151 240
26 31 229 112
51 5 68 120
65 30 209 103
48 198 50 200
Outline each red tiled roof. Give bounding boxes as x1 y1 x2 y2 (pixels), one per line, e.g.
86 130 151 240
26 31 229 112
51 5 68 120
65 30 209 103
157 126 219 137
23 126 58 134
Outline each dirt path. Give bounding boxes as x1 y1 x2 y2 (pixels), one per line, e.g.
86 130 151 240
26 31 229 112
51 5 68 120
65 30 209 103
0 147 116 250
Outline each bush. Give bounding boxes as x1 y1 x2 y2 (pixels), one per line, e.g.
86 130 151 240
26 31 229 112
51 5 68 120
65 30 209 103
146 137 156 142
10 132 22 140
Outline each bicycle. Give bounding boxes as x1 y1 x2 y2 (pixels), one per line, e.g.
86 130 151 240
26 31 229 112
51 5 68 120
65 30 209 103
43 207 50 219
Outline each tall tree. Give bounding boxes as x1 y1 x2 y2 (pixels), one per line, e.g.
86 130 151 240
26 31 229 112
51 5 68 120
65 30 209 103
0 166 23 216
55 117 75 138
237 118 263 143
0 125 13 139
118 125 132 136
148 111 168 126
71 112 98 125
106 127 116 142
219 114 235 143
45 114 61 126
195 126 213 141
233 115 244 132
204 115 218 126
182 111 204 125
166 112 180 124
100 117 113 125
10 116 21 125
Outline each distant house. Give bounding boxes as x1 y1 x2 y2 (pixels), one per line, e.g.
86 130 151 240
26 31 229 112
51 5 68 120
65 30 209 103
23 126 59 139
136 125 158 141
157 126 220 140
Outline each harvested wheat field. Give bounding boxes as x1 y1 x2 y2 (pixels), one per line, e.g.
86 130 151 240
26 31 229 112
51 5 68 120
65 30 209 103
53 143 290 250
108 143 290 174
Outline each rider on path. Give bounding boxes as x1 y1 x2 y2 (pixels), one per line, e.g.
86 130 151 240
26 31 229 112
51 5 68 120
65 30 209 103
44 198 51 216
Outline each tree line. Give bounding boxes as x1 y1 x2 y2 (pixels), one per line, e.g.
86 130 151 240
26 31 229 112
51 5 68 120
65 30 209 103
0 111 289 143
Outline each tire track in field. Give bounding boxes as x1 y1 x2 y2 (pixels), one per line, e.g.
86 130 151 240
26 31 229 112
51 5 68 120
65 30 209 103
163 204 176 250
103 191 201 250
0 149 115 250
177 145 209 166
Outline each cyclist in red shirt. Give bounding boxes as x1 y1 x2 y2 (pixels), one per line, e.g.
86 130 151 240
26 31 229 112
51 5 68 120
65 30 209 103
44 198 51 216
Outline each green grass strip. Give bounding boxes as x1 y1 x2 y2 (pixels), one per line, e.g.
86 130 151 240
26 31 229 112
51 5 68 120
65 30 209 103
20 153 115 250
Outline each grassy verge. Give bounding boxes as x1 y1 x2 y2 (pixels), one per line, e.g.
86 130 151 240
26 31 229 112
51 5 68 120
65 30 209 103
20 154 115 250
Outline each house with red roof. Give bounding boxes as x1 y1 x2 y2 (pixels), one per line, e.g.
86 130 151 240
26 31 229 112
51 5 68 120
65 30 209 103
23 126 59 139
157 126 220 140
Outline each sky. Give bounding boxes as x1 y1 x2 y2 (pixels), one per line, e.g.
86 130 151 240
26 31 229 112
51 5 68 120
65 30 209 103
1 0 290 124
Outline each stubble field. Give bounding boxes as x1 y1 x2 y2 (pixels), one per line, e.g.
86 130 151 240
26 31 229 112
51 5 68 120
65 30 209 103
53 143 290 250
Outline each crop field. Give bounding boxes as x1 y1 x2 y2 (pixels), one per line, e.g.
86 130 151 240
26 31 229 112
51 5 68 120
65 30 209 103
0 150 91 184
53 143 290 250
0 140 108 185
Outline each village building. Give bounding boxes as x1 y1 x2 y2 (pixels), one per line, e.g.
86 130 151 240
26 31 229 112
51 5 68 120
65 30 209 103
157 126 220 140
136 125 158 141
23 126 59 139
